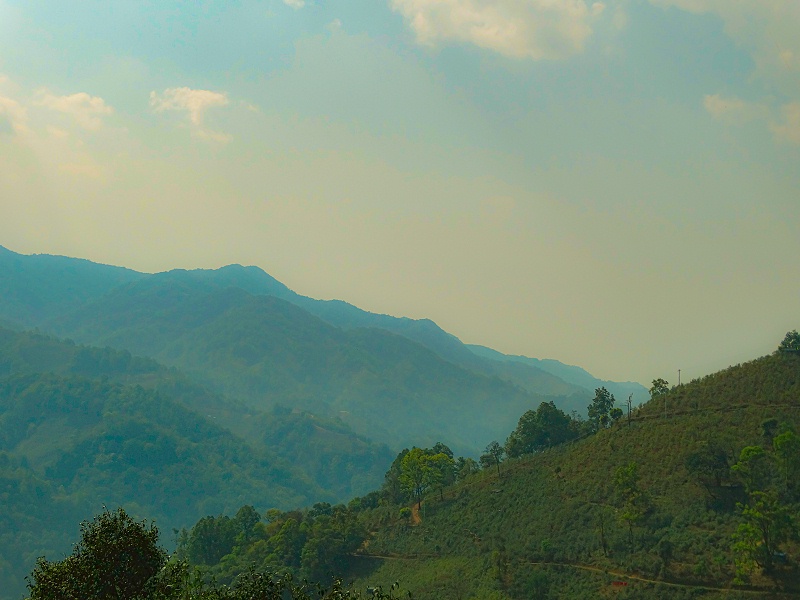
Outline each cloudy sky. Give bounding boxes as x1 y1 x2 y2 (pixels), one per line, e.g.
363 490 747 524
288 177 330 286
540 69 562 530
1 0 798 385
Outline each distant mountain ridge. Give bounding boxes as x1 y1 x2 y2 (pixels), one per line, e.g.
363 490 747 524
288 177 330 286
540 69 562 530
467 343 647 406
0 245 647 453
45 277 547 454
0 244 144 328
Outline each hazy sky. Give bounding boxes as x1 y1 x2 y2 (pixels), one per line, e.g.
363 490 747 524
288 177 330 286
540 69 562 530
1 0 798 385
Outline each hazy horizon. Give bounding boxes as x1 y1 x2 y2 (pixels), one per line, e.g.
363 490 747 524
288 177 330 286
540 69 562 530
1 1 798 385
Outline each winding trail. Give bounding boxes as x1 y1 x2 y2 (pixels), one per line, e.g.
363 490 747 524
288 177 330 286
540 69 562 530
352 553 798 597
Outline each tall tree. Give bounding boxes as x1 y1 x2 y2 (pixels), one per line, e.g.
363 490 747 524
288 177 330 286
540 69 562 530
732 491 795 578
613 462 649 549
649 378 669 398
778 330 800 353
382 448 410 504
505 401 577 457
398 447 453 509
731 446 776 494
588 387 615 432
484 441 505 476
772 429 800 500
685 442 731 503
26 507 166 600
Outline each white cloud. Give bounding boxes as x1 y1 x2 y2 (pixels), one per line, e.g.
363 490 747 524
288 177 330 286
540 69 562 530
771 102 800 144
656 3 800 145
703 93 754 124
390 0 604 60
284 0 306 8
150 87 229 125
46 126 70 139
150 87 232 143
0 95 28 134
35 90 113 130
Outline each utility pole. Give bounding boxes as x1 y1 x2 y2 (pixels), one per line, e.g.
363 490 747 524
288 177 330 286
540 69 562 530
627 394 633 425
678 369 681 386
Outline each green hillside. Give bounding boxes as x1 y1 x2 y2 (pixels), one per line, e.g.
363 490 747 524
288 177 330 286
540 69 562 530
0 245 143 328
189 344 800 599
0 326 393 495
47 277 555 455
0 328 394 600
350 349 800 598
0 369 319 600
138 265 588 402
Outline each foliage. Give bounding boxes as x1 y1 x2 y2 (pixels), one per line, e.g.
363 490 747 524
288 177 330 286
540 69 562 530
398 447 454 508
731 491 795 580
26 508 166 600
25 507 409 600
504 401 579 458
685 442 732 506
613 462 650 548
730 446 776 494
178 503 367 588
778 330 800 353
587 387 615 432
649 378 669 398
772 428 800 501
355 346 800 599
481 441 505 476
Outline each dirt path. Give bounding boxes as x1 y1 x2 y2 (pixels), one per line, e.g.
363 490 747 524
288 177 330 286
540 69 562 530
410 503 421 525
524 561 790 596
353 553 794 596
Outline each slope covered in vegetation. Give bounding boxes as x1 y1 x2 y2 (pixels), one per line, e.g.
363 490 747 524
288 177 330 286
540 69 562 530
0 328 392 600
186 343 800 599
349 349 800 598
47 277 554 455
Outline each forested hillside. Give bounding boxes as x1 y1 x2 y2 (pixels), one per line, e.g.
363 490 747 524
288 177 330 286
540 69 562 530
182 341 800 599
0 328 392 600
0 245 143 328
44 276 554 454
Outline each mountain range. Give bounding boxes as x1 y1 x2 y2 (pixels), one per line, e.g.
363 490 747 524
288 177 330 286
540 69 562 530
0 244 647 455
0 244 649 599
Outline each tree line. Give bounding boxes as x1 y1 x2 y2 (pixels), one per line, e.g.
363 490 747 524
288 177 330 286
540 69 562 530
26 507 411 600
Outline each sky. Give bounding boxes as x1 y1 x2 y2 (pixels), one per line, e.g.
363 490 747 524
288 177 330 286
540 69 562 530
1 0 798 386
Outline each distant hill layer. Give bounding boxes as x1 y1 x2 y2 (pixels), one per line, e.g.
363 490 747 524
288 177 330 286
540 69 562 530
0 326 393 497
45 277 548 454
0 327 393 600
0 246 645 413
468 343 647 406
0 244 144 327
